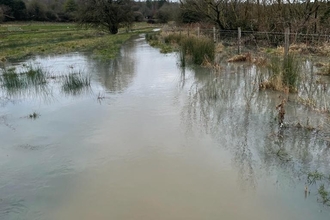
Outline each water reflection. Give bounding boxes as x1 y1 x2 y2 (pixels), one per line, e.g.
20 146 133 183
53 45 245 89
90 37 136 93
0 38 138 103
299 60 330 111
1 35 330 220
182 62 330 191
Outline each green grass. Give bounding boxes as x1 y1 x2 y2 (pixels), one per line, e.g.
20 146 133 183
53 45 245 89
0 65 93 96
307 170 330 205
0 65 47 90
180 36 215 65
62 72 91 95
283 53 300 90
146 32 215 65
145 32 176 53
0 22 157 60
261 53 300 92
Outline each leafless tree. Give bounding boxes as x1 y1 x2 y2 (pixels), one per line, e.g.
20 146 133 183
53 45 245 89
77 0 133 34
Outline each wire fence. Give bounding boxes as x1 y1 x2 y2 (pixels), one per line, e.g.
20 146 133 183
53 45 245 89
163 26 330 53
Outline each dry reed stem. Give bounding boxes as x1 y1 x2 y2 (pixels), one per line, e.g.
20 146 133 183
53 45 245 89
227 53 252 62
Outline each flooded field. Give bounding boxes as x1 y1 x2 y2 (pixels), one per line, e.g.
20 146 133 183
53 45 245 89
1 35 330 220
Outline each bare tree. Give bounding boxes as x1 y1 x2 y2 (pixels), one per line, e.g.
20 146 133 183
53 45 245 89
77 0 133 34
179 0 227 29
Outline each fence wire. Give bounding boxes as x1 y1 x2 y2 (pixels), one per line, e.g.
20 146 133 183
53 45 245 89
164 27 330 51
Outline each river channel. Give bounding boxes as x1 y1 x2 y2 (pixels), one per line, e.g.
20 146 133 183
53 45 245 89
0 34 329 220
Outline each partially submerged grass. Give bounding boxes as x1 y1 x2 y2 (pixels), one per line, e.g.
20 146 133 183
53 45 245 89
307 170 330 205
28 111 40 119
259 53 300 92
146 32 215 65
180 36 215 65
145 32 175 53
0 65 92 96
283 54 300 90
0 65 47 91
62 72 91 95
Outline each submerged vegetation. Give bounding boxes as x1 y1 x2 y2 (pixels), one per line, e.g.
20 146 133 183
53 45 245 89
180 36 215 65
0 65 91 96
0 65 48 94
307 171 330 205
62 72 91 95
259 54 300 92
28 112 40 119
145 32 174 53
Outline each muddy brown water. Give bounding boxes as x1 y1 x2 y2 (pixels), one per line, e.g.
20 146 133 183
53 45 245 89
0 35 329 220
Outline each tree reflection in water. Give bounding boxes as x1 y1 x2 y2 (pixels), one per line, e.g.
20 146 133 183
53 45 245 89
181 62 330 191
89 38 136 93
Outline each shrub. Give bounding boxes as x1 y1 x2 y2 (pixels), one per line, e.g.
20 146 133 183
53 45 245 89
180 36 215 65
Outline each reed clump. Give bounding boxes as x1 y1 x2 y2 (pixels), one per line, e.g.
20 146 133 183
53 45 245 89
145 32 161 47
283 54 300 90
145 32 175 53
62 72 91 94
146 32 215 66
0 66 92 96
180 36 215 65
307 170 330 205
0 66 47 91
259 53 299 92
28 112 40 119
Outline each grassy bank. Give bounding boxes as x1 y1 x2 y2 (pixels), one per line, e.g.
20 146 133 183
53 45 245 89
0 22 157 60
146 32 215 66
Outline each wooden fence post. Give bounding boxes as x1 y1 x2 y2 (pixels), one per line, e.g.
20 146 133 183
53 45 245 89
284 28 290 58
213 27 216 43
238 27 241 54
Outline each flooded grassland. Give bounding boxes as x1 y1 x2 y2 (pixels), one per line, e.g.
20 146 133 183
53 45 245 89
0 34 330 220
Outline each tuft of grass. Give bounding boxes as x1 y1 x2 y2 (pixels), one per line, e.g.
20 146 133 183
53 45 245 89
62 72 91 94
164 33 182 44
0 65 47 92
283 53 300 90
25 65 47 85
145 32 161 47
318 184 330 205
28 112 40 119
145 32 176 53
307 170 330 205
1 70 25 90
259 54 300 92
180 36 215 65
307 170 325 185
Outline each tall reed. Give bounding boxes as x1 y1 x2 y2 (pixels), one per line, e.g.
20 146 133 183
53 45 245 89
0 66 47 90
180 36 215 65
62 72 91 94
283 53 300 90
261 53 300 92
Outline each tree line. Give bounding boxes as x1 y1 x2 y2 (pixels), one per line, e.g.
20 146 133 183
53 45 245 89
179 0 330 34
0 0 176 23
1 0 329 35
